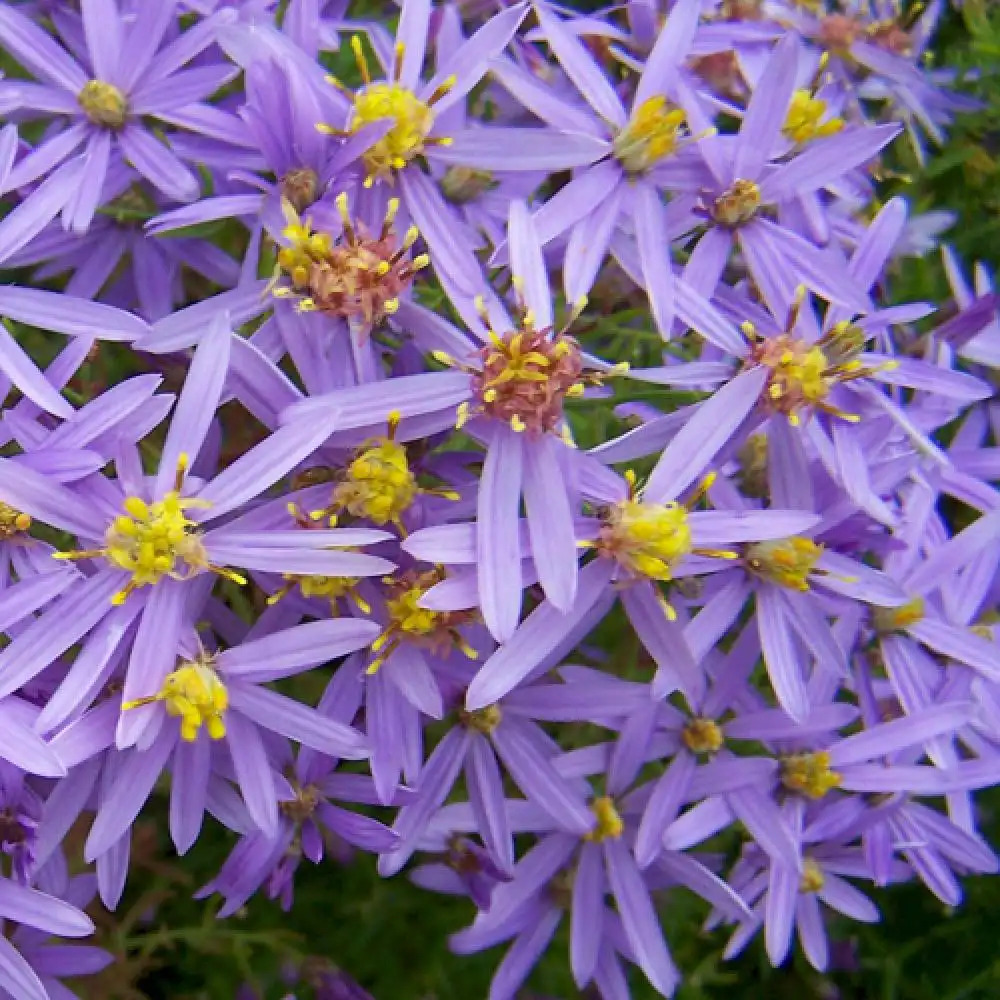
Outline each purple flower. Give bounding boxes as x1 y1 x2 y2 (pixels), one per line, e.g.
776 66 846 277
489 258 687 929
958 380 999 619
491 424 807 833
0 2 240 242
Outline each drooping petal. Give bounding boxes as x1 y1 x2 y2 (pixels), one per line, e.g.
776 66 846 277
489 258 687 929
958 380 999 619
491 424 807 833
477 425 525 642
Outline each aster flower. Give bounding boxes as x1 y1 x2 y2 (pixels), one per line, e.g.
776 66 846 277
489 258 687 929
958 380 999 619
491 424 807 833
83 614 379 859
378 658 621 879
0 1 241 235
460 459 821 710
488 0 707 309
146 57 352 242
195 663 400 916
0 871 96 1000
0 319 395 746
444 740 758 999
287 201 628 640
255 2 573 275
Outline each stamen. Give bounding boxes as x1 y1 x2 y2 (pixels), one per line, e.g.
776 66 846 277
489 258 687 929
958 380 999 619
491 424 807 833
781 751 842 799
367 570 477 673
782 88 845 144
584 797 624 842
54 458 228 605
122 659 228 742
745 536 823 591
613 97 688 174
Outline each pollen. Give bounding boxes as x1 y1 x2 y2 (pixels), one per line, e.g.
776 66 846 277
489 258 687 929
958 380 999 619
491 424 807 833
743 307 891 425
122 660 228 742
274 196 426 330
753 334 831 418
711 179 762 228
312 413 457 530
585 796 625 842
872 596 925 634
334 432 417 527
745 536 823 591
368 570 477 673
268 572 370 615
613 96 687 174
682 717 725 754
474 329 585 435
78 80 128 129
800 858 826 893
783 89 845 144
320 36 454 186
781 751 843 799
0 503 31 539
53 456 244 605
351 82 434 182
598 499 694 581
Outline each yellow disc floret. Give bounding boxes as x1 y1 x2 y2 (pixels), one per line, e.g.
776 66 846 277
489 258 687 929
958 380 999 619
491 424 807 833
122 660 228 742
307 413 457 530
783 89 845 144
0 502 31 539
368 570 477 674
613 97 687 174
585 796 625 842
800 858 826 892
599 499 693 581
78 79 128 129
102 493 207 593
711 179 762 228
745 536 823 591
54 456 245 605
781 751 843 799
872 596 925 634
351 82 434 182
333 435 417 526
682 717 725 754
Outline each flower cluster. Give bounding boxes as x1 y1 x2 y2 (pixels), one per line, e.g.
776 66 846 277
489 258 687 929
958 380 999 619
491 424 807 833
0 1 996 998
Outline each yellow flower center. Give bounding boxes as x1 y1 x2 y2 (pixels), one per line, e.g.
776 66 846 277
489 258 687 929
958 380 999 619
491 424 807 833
872 596 925 634
750 333 834 424
585 796 625 842
350 82 434 183
800 858 826 893
386 583 442 638
781 751 843 799
599 500 694 581
783 89 845 144
461 704 503 735
682 717 725 754
53 457 245 605
122 661 228 742
711 179 762 228
745 536 823 591
0 502 31 539
368 571 477 673
613 97 687 174
78 79 128 129
268 571 371 616
333 437 418 527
